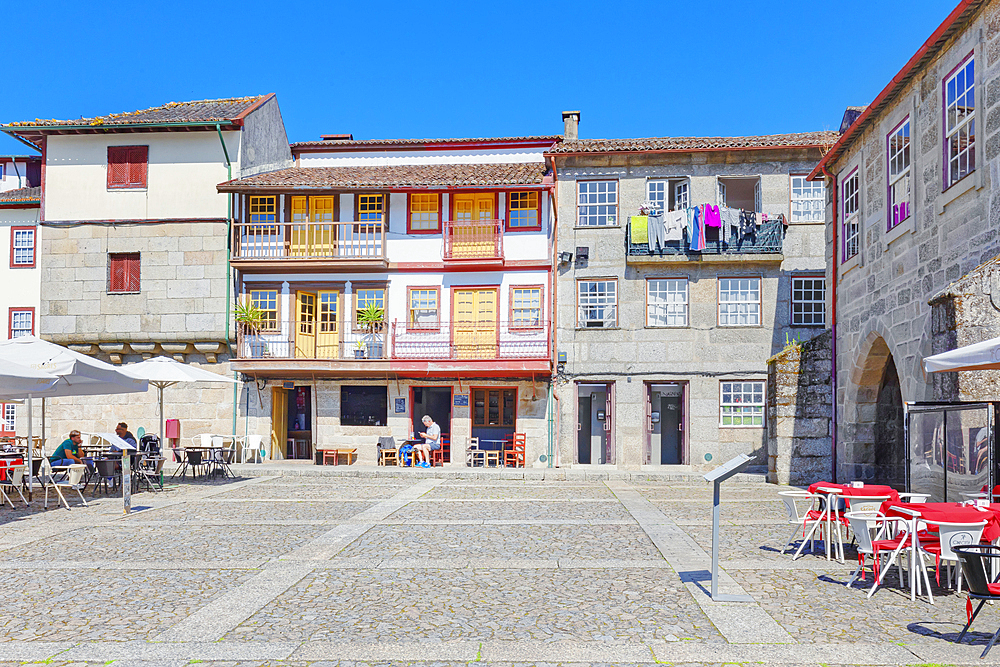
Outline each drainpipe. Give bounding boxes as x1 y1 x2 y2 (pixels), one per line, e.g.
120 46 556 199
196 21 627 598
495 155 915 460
822 164 838 483
216 124 237 435
546 155 559 467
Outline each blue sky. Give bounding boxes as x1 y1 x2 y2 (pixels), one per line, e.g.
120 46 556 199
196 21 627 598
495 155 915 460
1 1 961 155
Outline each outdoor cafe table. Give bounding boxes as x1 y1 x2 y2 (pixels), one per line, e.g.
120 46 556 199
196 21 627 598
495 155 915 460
883 501 1000 542
807 481 901 503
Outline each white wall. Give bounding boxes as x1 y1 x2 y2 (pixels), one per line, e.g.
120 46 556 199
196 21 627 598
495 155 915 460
44 131 242 221
298 146 547 168
0 207 41 339
0 160 35 192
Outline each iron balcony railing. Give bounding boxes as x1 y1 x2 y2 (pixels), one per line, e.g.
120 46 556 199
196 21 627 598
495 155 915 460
233 220 386 260
626 218 785 256
236 319 551 361
442 219 504 260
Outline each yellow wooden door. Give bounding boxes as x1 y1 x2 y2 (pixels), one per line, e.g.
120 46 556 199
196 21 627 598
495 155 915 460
317 290 339 359
295 291 316 358
451 194 495 258
290 196 308 256
271 387 287 460
453 288 498 359
310 197 336 256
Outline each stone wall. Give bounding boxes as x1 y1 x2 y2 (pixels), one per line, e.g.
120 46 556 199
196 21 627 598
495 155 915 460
767 331 833 485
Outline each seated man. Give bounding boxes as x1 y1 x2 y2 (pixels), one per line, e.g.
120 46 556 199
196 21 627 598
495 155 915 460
49 430 85 466
413 415 441 468
113 422 138 450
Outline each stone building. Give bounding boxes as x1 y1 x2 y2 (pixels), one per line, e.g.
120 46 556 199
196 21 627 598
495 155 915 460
809 0 1000 483
217 134 558 464
0 95 291 440
547 113 836 470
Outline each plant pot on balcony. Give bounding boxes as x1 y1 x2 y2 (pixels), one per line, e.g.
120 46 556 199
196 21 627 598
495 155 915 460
354 349 365 359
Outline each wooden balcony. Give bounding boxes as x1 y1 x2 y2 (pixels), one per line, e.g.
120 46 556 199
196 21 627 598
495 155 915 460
231 220 388 271
443 219 504 264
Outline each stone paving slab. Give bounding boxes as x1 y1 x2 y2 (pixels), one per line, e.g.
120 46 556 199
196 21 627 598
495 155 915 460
388 501 633 522
211 484 409 500
423 485 618 500
129 500 378 522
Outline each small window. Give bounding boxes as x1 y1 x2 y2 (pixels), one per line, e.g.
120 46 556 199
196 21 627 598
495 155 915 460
341 385 388 426
577 181 618 226
647 179 689 211
887 119 911 229
10 227 35 268
108 253 140 293
107 146 148 189
842 169 860 261
647 278 688 327
720 381 765 427
408 287 439 330
790 176 825 223
791 276 826 326
1 403 14 433
9 308 33 338
511 286 542 328
719 277 761 326
577 280 617 328
358 194 384 222
472 388 516 427
945 55 976 188
408 194 440 232
355 288 385 330
249 290 278 331
249 196 278 233
508 191 540 230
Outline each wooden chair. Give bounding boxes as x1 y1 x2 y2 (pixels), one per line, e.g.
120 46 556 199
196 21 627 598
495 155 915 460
504 433 526 468
379 448 398 466
431 434 450 466
466 437 484 467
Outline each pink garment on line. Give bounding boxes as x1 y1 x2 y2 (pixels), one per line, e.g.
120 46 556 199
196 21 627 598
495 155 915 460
703 204 722 228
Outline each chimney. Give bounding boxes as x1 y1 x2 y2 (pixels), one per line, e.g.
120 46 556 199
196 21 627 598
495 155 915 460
562 111 581 141
320 134 354 141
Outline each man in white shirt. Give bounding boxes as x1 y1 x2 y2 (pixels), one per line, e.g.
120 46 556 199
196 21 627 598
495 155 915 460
414 415 441 468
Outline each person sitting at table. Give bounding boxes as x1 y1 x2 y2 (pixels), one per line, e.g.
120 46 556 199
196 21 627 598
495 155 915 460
413 415 441 468
113 422 138 450
49 430 85 466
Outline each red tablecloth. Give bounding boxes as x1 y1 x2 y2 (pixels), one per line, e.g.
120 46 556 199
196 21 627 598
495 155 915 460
807 481 900 503
883 502 1000 541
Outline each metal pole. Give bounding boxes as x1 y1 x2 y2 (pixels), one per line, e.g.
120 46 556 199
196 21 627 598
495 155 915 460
26 395 32 496
711 480 720 599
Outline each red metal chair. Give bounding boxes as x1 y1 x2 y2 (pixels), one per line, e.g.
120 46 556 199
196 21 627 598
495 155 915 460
431 433 450 466
504 433 526 468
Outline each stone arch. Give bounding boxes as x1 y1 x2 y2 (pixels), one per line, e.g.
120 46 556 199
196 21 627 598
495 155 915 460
841 330 904 484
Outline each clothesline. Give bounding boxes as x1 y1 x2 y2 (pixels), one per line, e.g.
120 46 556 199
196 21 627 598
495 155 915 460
629 204 786 252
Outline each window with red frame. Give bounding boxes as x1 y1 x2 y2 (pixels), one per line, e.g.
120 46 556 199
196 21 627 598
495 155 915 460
0 403 14 435
108 253 141 293
10 227 35 268
107 146 148 189
8 308 33 338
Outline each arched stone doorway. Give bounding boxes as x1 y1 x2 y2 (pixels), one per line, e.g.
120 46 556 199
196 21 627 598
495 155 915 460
874 356 905 487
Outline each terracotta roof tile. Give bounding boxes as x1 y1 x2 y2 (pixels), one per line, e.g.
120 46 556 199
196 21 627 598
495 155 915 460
0 186 40 203
3 95 269 129
218 163 548 191
291 135 561 150
547 131 840 154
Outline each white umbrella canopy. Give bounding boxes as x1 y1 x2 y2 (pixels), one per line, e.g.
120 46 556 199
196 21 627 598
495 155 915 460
123 356 237 441
0 360 58 396
923 336 1000 373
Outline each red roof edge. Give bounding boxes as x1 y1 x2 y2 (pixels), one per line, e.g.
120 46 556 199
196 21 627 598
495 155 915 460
545 142 834 158
233 93 276 126
291 137 561 155
808 0 981 180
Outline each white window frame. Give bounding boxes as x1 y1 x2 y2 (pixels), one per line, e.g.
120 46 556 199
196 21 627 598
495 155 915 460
577 279 618 328
646 278 688 327
577 180 618 227
842 168 860 261
718 277 761 327
647 179 667 211
791 275 826 326
12 228 34 266
945 54 976 189
789 175 825 223
674 180 690 210
10 310 33 338
720 381 765 428
887 118 911 230
2 403 14 432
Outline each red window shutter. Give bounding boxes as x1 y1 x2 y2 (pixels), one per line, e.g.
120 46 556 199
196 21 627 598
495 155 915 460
128 146 148 187
109 253 140 292
126 254 140 291
109 255 125 291
108 147 128 188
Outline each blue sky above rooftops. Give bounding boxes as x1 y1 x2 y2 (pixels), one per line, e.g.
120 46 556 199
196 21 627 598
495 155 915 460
1 1 960 155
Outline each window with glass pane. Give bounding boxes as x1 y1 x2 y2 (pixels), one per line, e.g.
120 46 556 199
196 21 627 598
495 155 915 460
718 278 761 326
508 191 539 228
945 56 976 188
358 194 383 222
10 310 32 338
674 181 690 210
355 288 385 328
646 279 688 327
409 194 439 231
319 292 338 333
472 388 516 427
249 196 277 231
842 170 860 260
720 381 765 427
2 403 14 432
647 180 666 209
790 176 825 223
511 287 542 328
577 280 617 327
887 120 911 229
249 290 278 331
791 276 826 326
577 181 618 226
408 289 438 329
12 228 34 266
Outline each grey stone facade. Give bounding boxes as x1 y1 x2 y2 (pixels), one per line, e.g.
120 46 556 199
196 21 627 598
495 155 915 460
551 144 830 470
820 1 1000 481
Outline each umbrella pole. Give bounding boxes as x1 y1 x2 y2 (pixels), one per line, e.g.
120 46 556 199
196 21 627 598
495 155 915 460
40 397 45 455
159 385 165 446
26 395 32 498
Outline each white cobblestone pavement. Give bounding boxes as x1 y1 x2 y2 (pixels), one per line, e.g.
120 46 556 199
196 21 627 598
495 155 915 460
4 471 1000 665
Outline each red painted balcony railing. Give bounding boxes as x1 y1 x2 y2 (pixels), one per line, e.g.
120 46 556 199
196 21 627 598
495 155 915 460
233 221 386 260
391 320 549 360
442 219 504 261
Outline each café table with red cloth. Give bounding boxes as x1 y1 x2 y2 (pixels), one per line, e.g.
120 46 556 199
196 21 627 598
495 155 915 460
807 481 901 504
883 502 1000 542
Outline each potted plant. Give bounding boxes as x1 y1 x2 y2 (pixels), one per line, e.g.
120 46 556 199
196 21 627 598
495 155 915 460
234 298 267 358
356 303 385 359
354 339 366 359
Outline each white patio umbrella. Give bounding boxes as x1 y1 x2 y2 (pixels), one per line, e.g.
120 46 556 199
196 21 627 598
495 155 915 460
123 356 237 443
923 336 1000 373
0 336 148 493
0 360 59 396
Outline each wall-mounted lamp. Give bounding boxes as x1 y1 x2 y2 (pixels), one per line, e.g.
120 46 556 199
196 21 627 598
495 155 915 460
558 251 573 265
